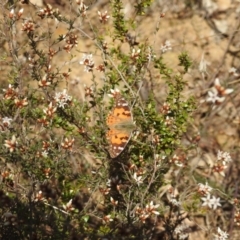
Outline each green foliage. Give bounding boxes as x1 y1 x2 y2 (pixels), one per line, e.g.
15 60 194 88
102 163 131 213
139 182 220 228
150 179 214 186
111 0 128 41
135 0 153 15
178 52 193 73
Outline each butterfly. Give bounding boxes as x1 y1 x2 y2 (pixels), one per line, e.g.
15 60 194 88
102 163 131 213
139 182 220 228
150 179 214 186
106 90 135 158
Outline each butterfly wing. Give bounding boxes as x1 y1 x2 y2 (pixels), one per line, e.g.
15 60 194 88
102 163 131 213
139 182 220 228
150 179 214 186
106 96 134 158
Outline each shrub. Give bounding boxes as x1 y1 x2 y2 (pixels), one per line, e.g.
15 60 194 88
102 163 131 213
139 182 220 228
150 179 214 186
0 1 237 239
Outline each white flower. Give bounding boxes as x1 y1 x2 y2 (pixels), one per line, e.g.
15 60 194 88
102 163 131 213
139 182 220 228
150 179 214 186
102 215 113 224
107 89 120 98
132 172 143 186
169 198 181 207
169 154 185 167
161 40 172 53
77 0 88 16
41 150 48 158
2 117 13 127
214 78 233 96
145 201 160 215
210 195 221 210
213 227 229 240
98 10 110 23
54 89 72 108
206 78 233 105
4 135 17 152
198 182 212 195
79 54 94 72
217 150 232 164
131 48 141 60
34 190 44 202
206 88 225 104
201 194 221 210
110 197 118 206
201 194 212 208
63 199 75 212
3 84 19 99
147 47 156 62
18 8 24 18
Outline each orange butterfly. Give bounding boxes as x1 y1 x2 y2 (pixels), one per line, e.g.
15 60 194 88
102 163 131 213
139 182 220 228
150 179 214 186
106 90 135 158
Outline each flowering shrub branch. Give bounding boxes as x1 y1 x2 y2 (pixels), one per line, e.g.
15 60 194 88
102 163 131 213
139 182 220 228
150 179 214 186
0 0 237 239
